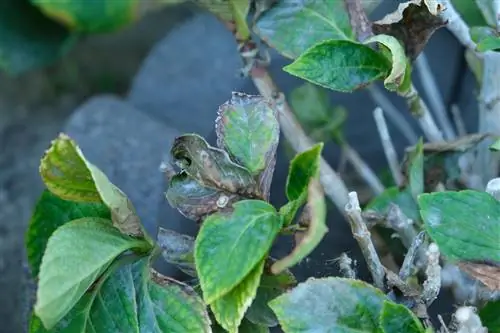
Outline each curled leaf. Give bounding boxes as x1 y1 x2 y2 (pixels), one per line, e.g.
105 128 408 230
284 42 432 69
457 261 500 291
171 134 259 197
372 0 446 60
157 227 197 277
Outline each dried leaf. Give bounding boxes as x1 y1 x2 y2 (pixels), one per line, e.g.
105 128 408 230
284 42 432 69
171 134 259 197
372 0 446 60
457 261 500 291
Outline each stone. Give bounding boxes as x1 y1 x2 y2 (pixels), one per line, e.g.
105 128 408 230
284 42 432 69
63 95 181 236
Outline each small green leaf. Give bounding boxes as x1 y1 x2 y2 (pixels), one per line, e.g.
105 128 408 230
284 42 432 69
408 139 424 200
272 179 327 274
157 227 197 277
40 134 144 237
171 133 259 197
286 143 323 201
195 0 251 40
31 257 211 332
211 259 265 332
490 138 500 151
195 200 282 303
166 172 240 222
270 277 388 333
470 26 497 43
246 263 296 327
479 300 500 333
26 190 110 278
0 0 76 75
380 301 425 333
418 190 500 262
216 92 280 197
34 218 149 329
284 40 391 93
364 34 408 91
31 0 140 33
477 36 500 52
471 26 500 52
366 187 419 222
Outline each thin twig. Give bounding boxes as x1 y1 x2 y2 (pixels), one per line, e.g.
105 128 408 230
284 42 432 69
450 104 467 136
343 143 385 194
438 315 451 333
399 231 426 281
336 252 356 279
415 53 456 139
386 204 419 249
368 83 419 144
345 192 386 290
373 107 405 186
422 243 441 306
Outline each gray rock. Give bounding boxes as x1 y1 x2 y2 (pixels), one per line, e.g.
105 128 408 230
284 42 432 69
64 95 181 236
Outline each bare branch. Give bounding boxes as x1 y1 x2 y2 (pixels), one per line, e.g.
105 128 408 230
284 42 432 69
386 204 419 249
438 315 451 333
415 53 456 139
373 107 405 186
343 144 385 195
345 192 386 290
439 0 476 50
343 0 372 41
336 252 356 279
399 231 426 281
451 104 467 137
422 243 442 306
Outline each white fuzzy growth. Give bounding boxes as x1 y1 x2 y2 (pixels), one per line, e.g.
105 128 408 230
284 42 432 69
486 177 500 201
455 306 487 333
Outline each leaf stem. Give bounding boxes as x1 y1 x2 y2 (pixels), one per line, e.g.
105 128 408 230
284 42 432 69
373 107 404 186
345 191 386 290
450 104 467 137
415 53 456 139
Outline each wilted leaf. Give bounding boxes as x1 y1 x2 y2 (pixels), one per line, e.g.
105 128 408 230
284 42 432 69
366 187 420 222
246 260 296 327
34 218 149 329
166 172 241 222
269 277 388 332
272 179 327 274
171 134 259 197
0 1 76 75
216 92 280 198
418 190 500 263
157 227 197 277
284 40 391 92
372 0 446 60
211 260 265 332
380 301 425 333
479 300 500 333
457 261 500 291
40 134 144 237
364 34 408 91
31 258 211 332
195 200 282 303
195 0 251 39
31 0 141 33
289 82 347 142
26 190 110 278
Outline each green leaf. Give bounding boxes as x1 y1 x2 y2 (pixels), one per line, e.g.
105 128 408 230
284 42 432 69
26 190 110 278
40 134 144 237
270 277 388 333
284 40 391 93
475 0 497 27
166 172 241 222
286 143 323 201
254 0 359 59
31 257 211 332
272 179 327 274
216 92 280 196
0 0 76 75
451 0 489 26
31 0 140 33
418 190 500 262
195 200 282 303
471 26 500 52
380 301 425 333
491 138 500 151
364 34 408 91
366 187 419 222
479 300 500 333
408 139 424 200
239 319 270 333
477 36 500 52
246 263 296 327
289 83 347 142
157 227 197 277
211 260 265 332
195 0 251 40
34 218 149 329
171 133 259 197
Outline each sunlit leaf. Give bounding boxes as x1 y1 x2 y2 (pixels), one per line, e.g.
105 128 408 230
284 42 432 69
195 200 282 303
284 40 391 92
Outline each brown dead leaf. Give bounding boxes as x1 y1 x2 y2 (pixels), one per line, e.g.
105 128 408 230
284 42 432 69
372 0 446 60
457 261 500 291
